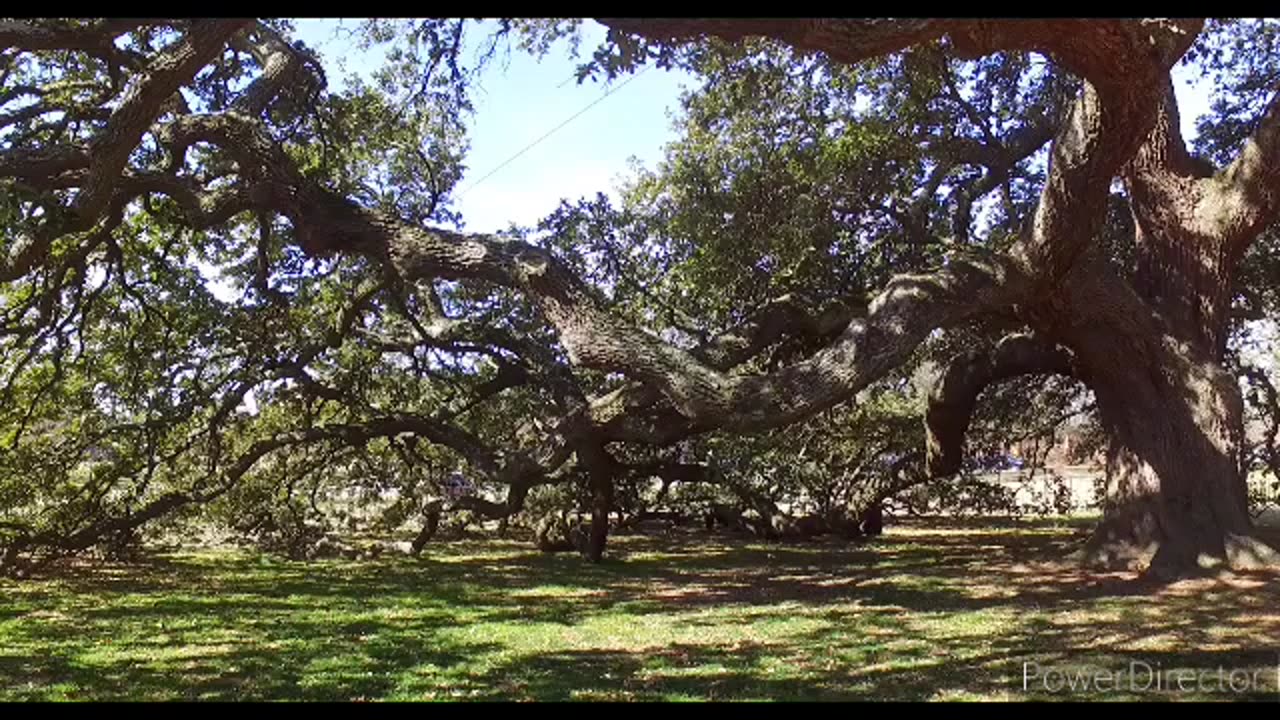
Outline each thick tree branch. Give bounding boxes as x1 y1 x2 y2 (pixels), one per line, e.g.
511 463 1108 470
1121 77 1254 353
230 22 312 116
74 19 250 225
1009 78 1168 286
120 170 255 228
1215 88 1280 254
265 169 1032 430
925 333 1076 477
601 19 1200 92
690 293 860 371
0 19 149 69
943 111 1059 243
1120 73 1280 278
0 146 89 181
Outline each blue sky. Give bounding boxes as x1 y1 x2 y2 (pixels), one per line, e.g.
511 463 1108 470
293 19 695 234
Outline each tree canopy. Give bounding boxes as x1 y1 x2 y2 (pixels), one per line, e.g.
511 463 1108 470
2 19 1280 578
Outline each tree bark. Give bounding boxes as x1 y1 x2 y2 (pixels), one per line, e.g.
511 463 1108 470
1059 257 1280 578
1059 78 1280 579
409 501 442 556
577 444 617 563
586 469 613 564
1079 340 1277 577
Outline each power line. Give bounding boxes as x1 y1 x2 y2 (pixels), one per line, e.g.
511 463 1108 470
457 65 651 199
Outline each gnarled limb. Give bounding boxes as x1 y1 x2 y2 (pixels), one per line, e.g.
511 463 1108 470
229 22 313 116
0 19 149 69
925 334 1076 477
1215 81 1280 254
159 164 1019 434
366 210 1033 431
602 19 1200 91
1122 73 1280 355
691 293 860 371
943 110 1060 244
1008 76 1167 287
74 20 250 225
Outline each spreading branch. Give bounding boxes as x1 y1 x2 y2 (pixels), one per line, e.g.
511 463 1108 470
925 333 1076 477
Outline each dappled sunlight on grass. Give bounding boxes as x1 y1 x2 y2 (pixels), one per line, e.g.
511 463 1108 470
1 518 1277 701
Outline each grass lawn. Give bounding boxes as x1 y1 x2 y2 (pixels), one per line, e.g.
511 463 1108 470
1 517 1278 701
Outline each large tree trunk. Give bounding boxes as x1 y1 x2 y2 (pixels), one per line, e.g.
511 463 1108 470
1054 70 1280 578
1065 259 1279 578
1081 349 1276 577
585 468 613 564
409 500 443 556
575 443 617 564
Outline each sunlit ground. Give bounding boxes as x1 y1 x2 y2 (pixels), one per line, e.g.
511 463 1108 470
2 517 1278 701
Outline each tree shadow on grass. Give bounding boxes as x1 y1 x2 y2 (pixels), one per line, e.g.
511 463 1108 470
0 604 503 700
2 519 1276 700
425 638 1280 701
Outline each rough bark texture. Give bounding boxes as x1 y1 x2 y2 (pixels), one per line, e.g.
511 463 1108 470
1086 358 1271 577
580 444 616 564
1042 240 1278 577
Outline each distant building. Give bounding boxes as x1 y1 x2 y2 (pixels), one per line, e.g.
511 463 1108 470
1008 424 1104 469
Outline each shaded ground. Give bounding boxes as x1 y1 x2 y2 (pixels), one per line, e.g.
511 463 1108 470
1 517 1277 701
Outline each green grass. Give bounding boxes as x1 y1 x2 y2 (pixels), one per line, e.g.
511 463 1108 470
1 517 1277 701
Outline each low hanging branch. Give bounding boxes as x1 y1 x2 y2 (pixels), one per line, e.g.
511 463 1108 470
924 334 1077 478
